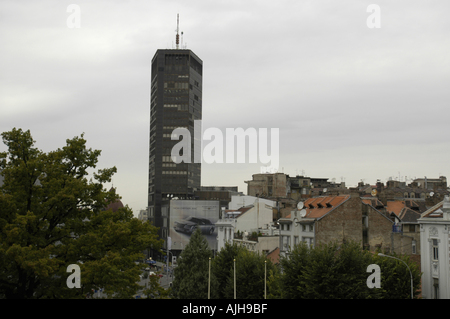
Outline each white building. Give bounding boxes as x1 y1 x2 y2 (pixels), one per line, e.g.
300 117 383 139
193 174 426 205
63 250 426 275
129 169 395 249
418 196 450 299
215 210 239 251
277 207 313 258
229 195 276 210
215 198 275 252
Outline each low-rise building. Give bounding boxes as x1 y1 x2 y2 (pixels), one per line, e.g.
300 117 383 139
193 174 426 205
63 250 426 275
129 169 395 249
215 198 276 252
418 196 450 299
278 190 417 258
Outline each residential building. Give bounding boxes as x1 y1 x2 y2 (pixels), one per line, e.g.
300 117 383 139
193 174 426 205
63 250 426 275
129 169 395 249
245 173 288 198
414 176 447 190
245 172 348 201
277 189 417 258
228 195 276 211
147 34 203 245
215 199 276 252
375 176 449 207
418 196 450 299
385 199 425 257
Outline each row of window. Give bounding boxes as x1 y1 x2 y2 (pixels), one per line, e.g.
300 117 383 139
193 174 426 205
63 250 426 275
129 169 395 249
280 223 314 232
162 171 187 175
163 133 181 139
164 125 187 130
164 104 189 111
281 236 314 250
162 155 176 163
164 82 189 89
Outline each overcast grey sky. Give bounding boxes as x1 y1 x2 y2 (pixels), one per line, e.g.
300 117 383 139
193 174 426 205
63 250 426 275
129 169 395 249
1 0 449 216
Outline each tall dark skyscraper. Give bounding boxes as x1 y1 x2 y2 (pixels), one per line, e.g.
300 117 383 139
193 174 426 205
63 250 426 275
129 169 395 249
147 20 202 241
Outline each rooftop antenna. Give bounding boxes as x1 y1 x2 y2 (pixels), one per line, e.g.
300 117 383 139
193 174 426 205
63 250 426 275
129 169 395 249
176 13 180 49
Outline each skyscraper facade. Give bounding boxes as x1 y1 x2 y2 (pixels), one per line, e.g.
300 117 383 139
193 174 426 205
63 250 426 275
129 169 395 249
148 48 203 241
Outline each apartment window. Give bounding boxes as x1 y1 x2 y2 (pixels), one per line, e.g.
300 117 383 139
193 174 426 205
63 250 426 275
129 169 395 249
302 224 306 231
412 240 416 254
409 225 416 233
432 239 439 261
303 237 313 248
282 236 290 251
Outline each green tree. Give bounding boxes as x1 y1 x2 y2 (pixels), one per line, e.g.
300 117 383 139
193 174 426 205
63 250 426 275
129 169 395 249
171 228 218 299
266 267 282 299
372 251 421 299
224 248 277 299
279 242 310 299
0 128 163 299
299 241 377 299
279 240 421 299
211 241 245 299
142 272 170 299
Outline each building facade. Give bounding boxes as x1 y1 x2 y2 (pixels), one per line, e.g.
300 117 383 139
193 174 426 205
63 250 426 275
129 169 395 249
148 48 203 243
278 191 419 259
418 196 450 299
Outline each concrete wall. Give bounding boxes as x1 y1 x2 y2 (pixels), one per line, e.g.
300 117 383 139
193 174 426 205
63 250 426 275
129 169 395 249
235 200 273 234
365 204 393 252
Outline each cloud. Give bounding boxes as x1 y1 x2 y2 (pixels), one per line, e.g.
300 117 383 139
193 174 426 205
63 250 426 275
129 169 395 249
1 0 449 215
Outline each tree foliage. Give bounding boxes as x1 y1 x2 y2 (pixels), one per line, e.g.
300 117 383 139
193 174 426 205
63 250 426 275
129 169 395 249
171 228 218 299
223 247 278 299
142 272 170 299
211 241 245 299
0 128 163 298
278 240 421 299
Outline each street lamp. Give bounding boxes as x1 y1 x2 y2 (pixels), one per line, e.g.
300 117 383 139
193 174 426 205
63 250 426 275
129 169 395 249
264 260 267 299
208 257 211 299
378 253 414 299
162 249 173 275
234 259 236 299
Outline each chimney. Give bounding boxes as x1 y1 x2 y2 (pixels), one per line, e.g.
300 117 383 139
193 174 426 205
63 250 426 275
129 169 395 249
349 187 360 198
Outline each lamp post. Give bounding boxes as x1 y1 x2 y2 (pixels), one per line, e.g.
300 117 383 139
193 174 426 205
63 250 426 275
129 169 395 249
163 249 173 276
264 260 267 299
378 253 414 299
208 257 211 299
234 259 236 299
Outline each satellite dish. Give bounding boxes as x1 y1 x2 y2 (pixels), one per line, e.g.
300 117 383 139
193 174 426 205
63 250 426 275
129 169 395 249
430 192 434 197
300 210 306 218
297 202 304 209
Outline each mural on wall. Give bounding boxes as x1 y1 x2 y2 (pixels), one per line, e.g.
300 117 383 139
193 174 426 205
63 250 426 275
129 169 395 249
169 200 220 250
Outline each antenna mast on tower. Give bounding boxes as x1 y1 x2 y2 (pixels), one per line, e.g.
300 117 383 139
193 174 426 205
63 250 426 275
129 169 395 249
176 14 180 49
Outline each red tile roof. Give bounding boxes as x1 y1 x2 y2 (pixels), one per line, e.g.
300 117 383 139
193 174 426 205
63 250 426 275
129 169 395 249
302 195 350 219
266 247 280 264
